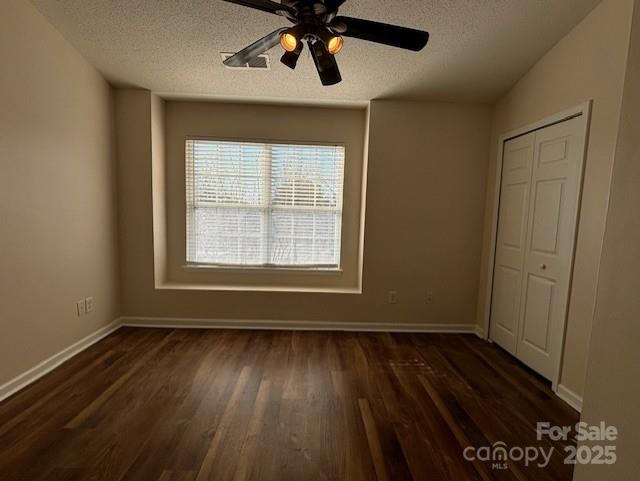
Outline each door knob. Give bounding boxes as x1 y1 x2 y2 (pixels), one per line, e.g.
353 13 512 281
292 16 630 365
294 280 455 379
540 264 547 270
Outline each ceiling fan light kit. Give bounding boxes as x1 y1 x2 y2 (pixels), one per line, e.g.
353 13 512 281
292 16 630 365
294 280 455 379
222 0 430 86
280 32 300 52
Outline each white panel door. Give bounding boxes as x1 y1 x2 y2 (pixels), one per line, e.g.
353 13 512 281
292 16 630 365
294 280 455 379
489 133 535 354
490 116 585 381
516 117 585 379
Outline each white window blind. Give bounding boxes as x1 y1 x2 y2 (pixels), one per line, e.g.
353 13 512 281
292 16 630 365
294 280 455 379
186 139 345 268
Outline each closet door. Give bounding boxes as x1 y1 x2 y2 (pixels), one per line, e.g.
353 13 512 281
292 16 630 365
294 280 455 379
489 133 535 354
516 117 585 379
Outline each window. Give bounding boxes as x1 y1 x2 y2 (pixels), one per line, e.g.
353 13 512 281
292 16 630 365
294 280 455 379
186 139 345 269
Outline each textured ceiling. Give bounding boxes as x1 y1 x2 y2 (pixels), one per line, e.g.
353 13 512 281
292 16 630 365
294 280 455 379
30 0 600 103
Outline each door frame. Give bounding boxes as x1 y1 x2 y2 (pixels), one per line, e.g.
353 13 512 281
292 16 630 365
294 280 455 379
482 101 592 391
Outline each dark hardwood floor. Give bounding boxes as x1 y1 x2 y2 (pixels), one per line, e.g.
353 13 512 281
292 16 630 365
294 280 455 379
0 328 579 481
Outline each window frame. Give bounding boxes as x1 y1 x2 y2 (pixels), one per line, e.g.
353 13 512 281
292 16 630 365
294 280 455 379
183 136 347 273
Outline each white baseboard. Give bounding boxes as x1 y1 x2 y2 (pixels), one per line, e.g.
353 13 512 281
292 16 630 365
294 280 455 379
474 325 486 339
556 384 583 412
120 316 479 334
0 319 122 402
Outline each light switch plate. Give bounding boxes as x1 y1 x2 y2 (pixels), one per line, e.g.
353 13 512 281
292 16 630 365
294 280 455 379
388 290 398 304
85 296 95 313
76 300 86 316
426 291 434 304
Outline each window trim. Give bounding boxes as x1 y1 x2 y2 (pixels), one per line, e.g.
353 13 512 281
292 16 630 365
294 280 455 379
184 136 347 272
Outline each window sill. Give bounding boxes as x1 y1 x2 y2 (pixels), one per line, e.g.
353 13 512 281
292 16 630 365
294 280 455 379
155 280 361 294
182 264 344 276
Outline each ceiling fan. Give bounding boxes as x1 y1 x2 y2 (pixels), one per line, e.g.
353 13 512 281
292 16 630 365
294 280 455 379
221 0 430 86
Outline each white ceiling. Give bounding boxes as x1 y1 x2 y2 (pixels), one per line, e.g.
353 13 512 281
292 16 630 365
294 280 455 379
30 0 600 103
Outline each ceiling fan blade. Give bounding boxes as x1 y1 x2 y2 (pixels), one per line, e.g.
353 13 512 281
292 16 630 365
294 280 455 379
332 16 429 51
221 0 295 16
223 28 286 67
280 42 304 69
309 40 342 86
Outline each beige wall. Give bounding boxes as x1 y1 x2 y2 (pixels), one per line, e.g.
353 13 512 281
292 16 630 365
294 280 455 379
477 0 634 398
116 96 491 324
151 94 168 286
0 0 119 385
115 90 154 314
575 2 640 478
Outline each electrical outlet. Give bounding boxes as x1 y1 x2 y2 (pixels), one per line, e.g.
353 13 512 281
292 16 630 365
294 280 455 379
388 290 398 304
76 300 86 317
426 291 434 304
85 296 95 313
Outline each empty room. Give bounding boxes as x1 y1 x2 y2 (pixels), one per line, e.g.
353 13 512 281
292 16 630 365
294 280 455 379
1 0 639 480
